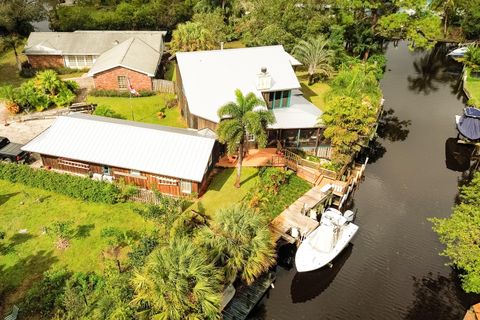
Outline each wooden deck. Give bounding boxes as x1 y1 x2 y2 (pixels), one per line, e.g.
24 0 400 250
216 148 284 168
223 271 276 320
270 186 331 243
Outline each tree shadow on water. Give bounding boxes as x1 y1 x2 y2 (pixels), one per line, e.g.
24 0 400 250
358 108 411 164
403 271 480 320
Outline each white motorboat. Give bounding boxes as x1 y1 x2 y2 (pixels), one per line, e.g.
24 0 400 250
295 208 359 273
447 46 468 58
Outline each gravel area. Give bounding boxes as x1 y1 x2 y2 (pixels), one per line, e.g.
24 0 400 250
0 102 56 144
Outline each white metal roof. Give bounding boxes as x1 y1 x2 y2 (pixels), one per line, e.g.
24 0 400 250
24 31 166 55
176 45 302 124
269 90 323 129
22 114 216 182
87 38 160 76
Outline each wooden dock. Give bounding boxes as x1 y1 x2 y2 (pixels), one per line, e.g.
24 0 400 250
222 271 276 320
270 186 331 243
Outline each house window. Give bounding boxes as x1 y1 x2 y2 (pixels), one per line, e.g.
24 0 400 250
180 180 192 194
246 132 255 141
102 165 111 176
268 90 291 109
130 169 141 176
118 76 128 90
85 56 94 67
156 176 178 186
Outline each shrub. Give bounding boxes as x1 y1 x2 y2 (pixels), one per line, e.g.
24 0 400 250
2 70 77 113
89 89 156 98
54 67 90 75
0 163 122 204
93 105 126 119
21 268 71 317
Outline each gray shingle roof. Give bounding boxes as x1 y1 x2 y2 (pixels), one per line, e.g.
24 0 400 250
24 30 166 56
87 37 161 76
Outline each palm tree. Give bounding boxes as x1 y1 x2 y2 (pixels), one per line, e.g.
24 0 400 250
431 0 456 36
131 237 223 320
170 22 217 53
197 204 276 285
217 89 275 188
293 35 334 85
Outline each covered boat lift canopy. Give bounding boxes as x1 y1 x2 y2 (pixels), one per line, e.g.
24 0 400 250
456 107 480 142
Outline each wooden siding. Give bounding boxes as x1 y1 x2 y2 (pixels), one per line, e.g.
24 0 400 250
40 155 201 197
176 64 219 131
197 117 218 131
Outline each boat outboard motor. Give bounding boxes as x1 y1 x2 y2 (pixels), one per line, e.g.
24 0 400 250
343 210 355 222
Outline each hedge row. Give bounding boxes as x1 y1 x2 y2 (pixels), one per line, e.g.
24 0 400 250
89 89 156 98
0 163 122 204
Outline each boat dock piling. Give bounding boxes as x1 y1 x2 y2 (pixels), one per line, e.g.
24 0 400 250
269 186 332 244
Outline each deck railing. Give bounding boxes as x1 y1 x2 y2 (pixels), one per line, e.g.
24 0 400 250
283 149 337 180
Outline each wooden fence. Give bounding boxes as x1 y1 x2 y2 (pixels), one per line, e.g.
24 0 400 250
128 188 163 205
316 145 333 159
153 79 175 94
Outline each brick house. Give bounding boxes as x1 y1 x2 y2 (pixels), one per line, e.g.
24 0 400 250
24 31 166 91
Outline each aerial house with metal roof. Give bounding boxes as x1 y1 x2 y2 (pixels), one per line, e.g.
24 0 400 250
22 114 218 197
175 45 331 158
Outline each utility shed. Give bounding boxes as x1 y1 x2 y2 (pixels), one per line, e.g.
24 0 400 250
22 114 217 197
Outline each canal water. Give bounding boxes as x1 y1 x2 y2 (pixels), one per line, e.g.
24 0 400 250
251 41 480 319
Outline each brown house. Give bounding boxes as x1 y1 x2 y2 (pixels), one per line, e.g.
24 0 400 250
24 31 166 91
22 114 218 197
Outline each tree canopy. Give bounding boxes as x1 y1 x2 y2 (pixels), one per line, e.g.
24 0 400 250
197 203 276 285
131 236 223 320
431 173 480 293
0 0 45 35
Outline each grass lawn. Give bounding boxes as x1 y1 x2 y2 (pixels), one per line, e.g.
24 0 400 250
465 69 480 107
0 180 154 312
224 40 246 49
264 174 312 220
0 47 27 87
187 167 312 220
87 94 187 128
296 71 331 111
188 168 259 216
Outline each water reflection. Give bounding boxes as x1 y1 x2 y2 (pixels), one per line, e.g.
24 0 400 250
444 138 475 172
290 245 353 303
407 44 462 95
277 243 297 271
403 271 479 320
358 108 411 164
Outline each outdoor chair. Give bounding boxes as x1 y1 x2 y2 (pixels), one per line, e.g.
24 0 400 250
4 305 19 320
